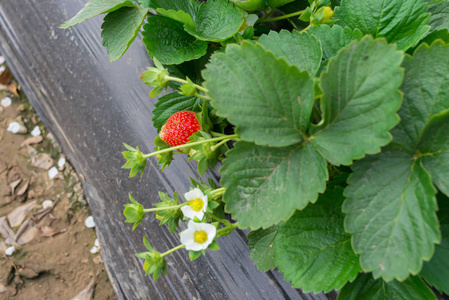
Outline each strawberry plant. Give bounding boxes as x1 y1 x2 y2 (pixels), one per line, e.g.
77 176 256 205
63 0 449 298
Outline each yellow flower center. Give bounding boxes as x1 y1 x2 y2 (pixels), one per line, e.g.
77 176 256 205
193 230 208 244
189 198 204 212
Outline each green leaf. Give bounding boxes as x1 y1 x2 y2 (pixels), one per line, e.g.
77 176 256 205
420 193 449 294
143 236 153 251
152 93 203 132
156 9 194 27
247 226 278 271
204 42 314 147
101 6 149 61
142 15 207 65
208 240 220 250
267 0 296 9
337 273 436 300
418 110 449 197
274 188 361 293
308 24 363 60
311 37 403 165
184 0 244 42
220 141 328 229
392 41 449 151
189 250 202 260
258 30 322 75
231 0 268 11
414 29 449 53
334 0 430 50
61 0 137 29
138 0 200 22
425 0 449 31
344 146 439 280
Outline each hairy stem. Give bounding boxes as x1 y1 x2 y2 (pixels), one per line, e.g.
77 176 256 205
143 134 239 159
256 9 305 23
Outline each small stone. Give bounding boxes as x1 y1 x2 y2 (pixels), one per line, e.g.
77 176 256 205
1 97 11 107
94 239 100 247
48 167 58 179
0 66 5 73
57 157 66 168
5 246 15 255
89 246 99 254
42 200 53 209
7 122 22 134
0 56 5 65
84 216 95 228
31 126 41 137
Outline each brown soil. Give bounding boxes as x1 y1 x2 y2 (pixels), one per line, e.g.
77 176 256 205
0 65 116 299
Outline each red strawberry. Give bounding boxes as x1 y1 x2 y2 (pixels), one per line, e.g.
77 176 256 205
159 111 201 147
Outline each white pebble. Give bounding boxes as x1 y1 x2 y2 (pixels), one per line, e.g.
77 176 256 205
94 239 100 247
85 216 96 228
7 122 20 133
31 126 41 137
5 246 15 256
42 200 54 209
90 246 99 254
48 167 58 179
58 157 66 168
0 65 5 73
1 97 11 107
0 56 4 65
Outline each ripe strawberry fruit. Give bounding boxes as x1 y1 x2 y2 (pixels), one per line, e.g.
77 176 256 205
159 111 201 147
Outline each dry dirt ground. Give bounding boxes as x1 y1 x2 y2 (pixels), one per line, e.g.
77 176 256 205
0 59 116 299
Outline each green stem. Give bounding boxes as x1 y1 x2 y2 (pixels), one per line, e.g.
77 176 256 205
300 24 311 33
216 223 239 238
143 203 186 213
207 213 230 226
210 132 226 137
194 93 211 101
210 138 232 152
161 244 185 257
210 187 226 195
143 134 239 159
256 9 305 23
165 76 209 93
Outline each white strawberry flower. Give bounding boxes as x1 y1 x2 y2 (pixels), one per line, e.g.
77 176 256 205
180 221 217 251
181 188 208 220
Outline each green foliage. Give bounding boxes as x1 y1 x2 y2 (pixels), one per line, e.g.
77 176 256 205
334 0 431 50
274 188 361 293
258 30 322 75
204 42 314 147
337 273 436 300
311 37 403 165
420 193 449 294
136 237 167 281
425 0 449 31
220 141 327 229
155 192 183 233
64 0 449 296
344 41 449 281
101 7 149 61
142 15 208 65
61 0 137 29
122 143 147 177
308 24 363 60
123 193 145 230
247 226 278 271
184 0 244 42
231 0 268 11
